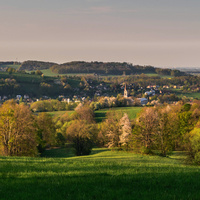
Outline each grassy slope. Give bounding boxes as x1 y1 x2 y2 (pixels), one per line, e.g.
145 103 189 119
46 110 74 117
47 107 142 122
1 149 200 200
38 69 174 79
172 88 200 99
0 64 21 70
41 69 59 76
95 107 142 122
144 73 173 78
46 107 142 122
0 71 52 83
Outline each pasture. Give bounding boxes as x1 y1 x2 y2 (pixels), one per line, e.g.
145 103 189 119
0 64 21 70
47 106 142 122
1 148 200 200
172 89 200 99
94 107 142 122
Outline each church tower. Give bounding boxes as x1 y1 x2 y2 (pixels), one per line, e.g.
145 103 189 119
124 84 128 98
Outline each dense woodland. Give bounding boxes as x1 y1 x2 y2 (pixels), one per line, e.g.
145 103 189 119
19 61 56 71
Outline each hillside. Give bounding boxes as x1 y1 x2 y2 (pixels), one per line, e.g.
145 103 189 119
1 149 200 200
19 60 57 71
15 60 185 76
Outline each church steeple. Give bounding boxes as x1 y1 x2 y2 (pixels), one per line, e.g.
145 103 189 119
124 83 128 98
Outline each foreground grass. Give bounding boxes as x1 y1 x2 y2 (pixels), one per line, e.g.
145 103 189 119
1 148 200 200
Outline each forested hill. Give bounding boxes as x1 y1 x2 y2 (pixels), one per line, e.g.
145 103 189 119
19 60 57 71
18 60 185 76
0 61 21 66
50 61 186 76
51 62 157 75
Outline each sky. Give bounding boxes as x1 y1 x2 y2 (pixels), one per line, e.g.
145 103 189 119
0 0 200 68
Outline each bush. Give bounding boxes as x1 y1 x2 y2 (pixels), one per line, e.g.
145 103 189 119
188 128 200 163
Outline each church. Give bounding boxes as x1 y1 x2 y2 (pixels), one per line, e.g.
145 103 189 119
123 84 148 105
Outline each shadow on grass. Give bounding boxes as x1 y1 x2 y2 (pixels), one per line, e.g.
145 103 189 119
41 147 110 158
95 112 106 123
41 147 75 158
1 171 200 200
90 148 110 155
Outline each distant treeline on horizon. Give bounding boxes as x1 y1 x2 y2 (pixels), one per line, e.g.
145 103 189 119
0 60 186 76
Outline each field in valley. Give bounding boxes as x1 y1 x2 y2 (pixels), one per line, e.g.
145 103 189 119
1 148 200 200
172 88 200 99
94 107 142 122
46 106 142 122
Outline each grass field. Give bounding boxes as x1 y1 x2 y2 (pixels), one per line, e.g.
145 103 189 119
0 71 53 83
39 69 96 77
1 148 200 200
144 73 173 78
172 89 200 99
45 107 142 122
35 69 174 79
95 107 142 122
0 64 21 70
46 110 74 117
40 69 59 76
46 107 142 122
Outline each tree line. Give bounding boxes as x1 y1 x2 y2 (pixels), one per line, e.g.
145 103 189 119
1 100 200 164
16 60 186 76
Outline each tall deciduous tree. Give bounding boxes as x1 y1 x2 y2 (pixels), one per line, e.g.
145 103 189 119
100 111 123 148
66 120 97 156
36 113 56 153
0 100 37 156
133 107 158 153
156 105 176 156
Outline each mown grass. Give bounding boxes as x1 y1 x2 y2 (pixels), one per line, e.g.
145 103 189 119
1 148 200 200
45 107 142 122
95 107 142 122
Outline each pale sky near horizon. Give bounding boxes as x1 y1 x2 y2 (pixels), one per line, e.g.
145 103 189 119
0 0 200 68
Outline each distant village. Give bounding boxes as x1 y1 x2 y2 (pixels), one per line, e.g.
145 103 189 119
0 80 183 106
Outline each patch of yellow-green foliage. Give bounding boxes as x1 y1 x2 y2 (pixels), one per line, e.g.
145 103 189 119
1 148 200 200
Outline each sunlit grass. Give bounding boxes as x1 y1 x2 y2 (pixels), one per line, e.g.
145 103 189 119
95 107 142 122
1 148 200 200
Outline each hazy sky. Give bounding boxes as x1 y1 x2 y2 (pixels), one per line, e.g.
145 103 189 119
0 0 200 67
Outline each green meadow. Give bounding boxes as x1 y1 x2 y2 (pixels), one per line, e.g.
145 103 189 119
47 107 142 122
0 64 21 70
1 148 200 200
172 89 200 99
46 110 74 117
94 107 142 122
144 73 173 79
